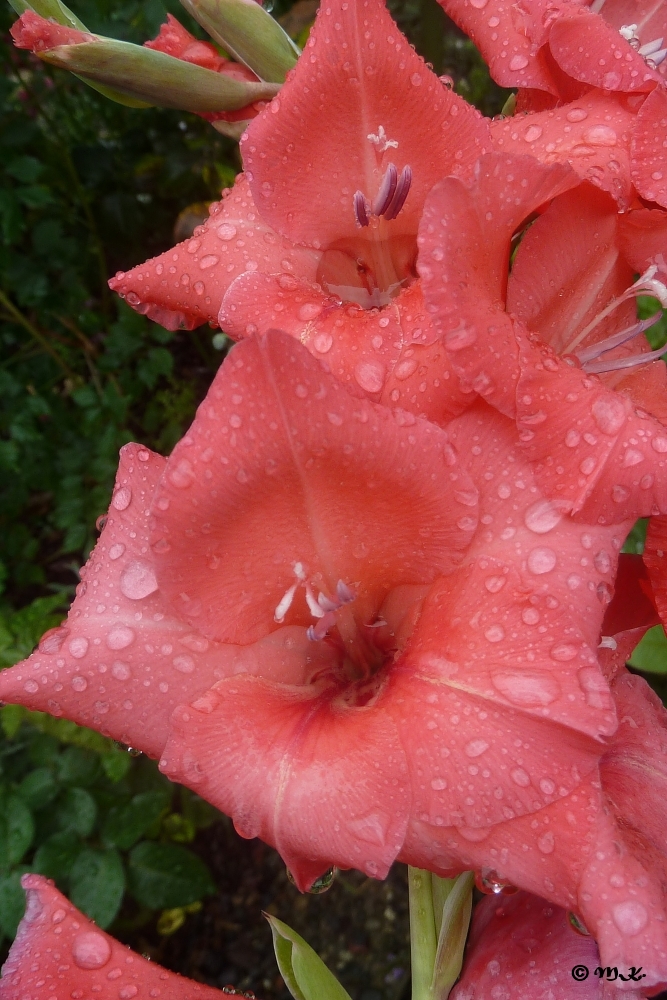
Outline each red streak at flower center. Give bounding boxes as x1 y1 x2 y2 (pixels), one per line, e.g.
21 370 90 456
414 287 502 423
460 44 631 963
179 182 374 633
316 230 418 309
317 608 396 708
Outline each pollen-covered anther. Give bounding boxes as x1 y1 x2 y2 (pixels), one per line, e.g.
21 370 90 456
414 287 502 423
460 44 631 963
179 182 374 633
354 191 371 228
383 165 412 221
372 163 398 217
307 612 337 642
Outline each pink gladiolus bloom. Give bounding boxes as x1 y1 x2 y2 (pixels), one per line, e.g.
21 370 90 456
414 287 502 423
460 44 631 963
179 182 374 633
109 0 489 423
451 890 649 999
435 0 665 96
418 151 667 524
0 331 646 934
0 874 224 999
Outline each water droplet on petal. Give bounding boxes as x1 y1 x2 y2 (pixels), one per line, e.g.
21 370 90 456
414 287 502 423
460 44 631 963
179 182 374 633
537 831 555 853
217 223 237 241
527 547 557 574
509 54 529 70
106 626 135 650
120 561 159 600
524 499 563 534
72 930 111 970
111 487 131 511
566 108 588 122
612 901 648 936
109 543 125 561
68 636 89 659
354 360 385 393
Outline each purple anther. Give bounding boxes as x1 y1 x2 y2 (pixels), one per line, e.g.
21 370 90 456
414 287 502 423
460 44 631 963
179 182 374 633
583 344 667 374
317 592 340 613
336 580 356 604
353 191 371 228
383 165 412 221
577 313 662 365
306 612 337 641
372 163 398 217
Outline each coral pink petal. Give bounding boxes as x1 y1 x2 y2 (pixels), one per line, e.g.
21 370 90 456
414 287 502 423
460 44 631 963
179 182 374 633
643 515 667 624
549 12 660 92
491 92 637 208
0 444 245 759
399 774 604 911
516 337 667 524
240 0 490 247
0 874 223 999
435 0 558 93
10 10 96 51
631 86 667 208
150 330 478 644
418 153 578 416
581 673 667 986
411 403 621 737
387 657 601 830
507 184 634 356
619 207 667 272
451 892 606 1000
160 675 410 889
109 174 320 331
144 13 228 73
219 274 472 423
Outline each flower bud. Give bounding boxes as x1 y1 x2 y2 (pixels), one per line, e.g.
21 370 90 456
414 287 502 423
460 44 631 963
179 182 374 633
179 0 299 81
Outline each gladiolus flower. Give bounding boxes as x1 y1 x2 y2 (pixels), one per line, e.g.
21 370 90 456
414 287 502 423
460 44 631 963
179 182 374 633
109 0 490 423
418 150 667 524
0 874 225 999
0 331 638 924
451 890 649 999
435 0 666 96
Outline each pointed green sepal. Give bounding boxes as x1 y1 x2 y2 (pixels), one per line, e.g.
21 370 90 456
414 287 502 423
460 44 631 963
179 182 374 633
265 914 353 1000
179 0 299 82
37 38 280 112
431 872 474 1000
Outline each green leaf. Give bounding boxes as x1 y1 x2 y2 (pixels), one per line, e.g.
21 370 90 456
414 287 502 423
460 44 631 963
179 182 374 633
101 747 132 783
55 787 97 836
127 842 215 909
5 156 44 184
102 790 170 849
629 626 667 674
0 869 28 938
32 830 83 882
0 705 26 739
69 847 124 928
17 767 60 810
57 746 101 787
0 794 34 869
266 915 353 1000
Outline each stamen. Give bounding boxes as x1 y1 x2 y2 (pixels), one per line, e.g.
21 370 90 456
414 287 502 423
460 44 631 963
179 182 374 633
590 0 607 12
307 612 337 642
647 47 667 66
639 35 664 55
383 166 412 221
318 592 340 613
576 313 662 364
563 266 667 355
305 583 326 619
274 583 298 623
336 580 356 604
367 125 399 152
353 191 370 228
372 163 398 217
582 344 666 374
